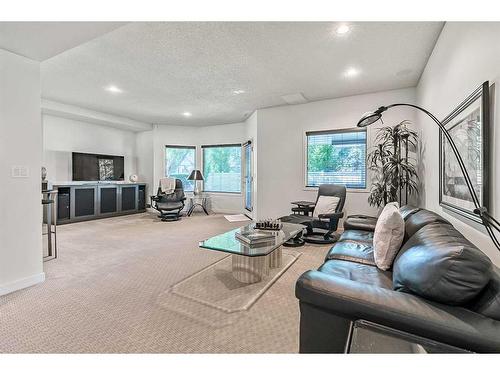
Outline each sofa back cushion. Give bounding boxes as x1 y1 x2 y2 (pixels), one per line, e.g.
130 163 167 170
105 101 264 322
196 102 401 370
468 265 500 320
393 222 492 305
403 208 450 243
399 205 420 220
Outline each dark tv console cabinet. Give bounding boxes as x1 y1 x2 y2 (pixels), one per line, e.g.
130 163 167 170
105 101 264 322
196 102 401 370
54 182 147 224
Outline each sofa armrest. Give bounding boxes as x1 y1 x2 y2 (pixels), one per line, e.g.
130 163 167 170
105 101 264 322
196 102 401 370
295 270 500 353
343 215 377 231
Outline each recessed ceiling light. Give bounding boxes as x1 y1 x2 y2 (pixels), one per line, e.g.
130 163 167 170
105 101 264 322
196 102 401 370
344 67 360 78
233 89 246 95
182 112 192 117
105 85 123 94
335 24 350 35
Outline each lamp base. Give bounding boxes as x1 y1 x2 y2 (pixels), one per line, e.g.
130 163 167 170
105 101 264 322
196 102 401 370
193 184 201 196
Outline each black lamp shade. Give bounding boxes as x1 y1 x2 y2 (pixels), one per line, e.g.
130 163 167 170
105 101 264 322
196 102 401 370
357 111 382 127
188 169 204 181
357 106 389 128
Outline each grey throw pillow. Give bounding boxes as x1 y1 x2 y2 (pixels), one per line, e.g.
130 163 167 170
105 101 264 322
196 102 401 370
373 202 405 270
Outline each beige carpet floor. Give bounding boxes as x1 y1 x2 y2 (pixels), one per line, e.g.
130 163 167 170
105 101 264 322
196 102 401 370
0 212 330 353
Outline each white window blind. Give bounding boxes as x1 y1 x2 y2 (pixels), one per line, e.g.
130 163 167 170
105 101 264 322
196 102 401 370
306 129 367 189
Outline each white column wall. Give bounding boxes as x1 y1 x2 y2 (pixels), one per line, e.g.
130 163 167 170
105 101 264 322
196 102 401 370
0 49 44 295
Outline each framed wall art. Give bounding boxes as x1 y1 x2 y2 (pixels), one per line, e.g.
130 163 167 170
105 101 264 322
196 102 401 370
439 81 490 222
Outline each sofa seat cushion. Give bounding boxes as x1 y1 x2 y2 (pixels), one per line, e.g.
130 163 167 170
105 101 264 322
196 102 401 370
319 260 393 289
339 229 374 243
325 238 375 265
393 222 492 306
468 265 500 320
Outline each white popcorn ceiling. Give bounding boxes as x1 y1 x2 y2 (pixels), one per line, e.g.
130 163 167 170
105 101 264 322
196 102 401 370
40 22 444 126
0 22 126 61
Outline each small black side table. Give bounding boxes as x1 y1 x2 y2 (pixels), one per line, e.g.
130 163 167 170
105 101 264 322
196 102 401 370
187 194 210 216
291 200 316 216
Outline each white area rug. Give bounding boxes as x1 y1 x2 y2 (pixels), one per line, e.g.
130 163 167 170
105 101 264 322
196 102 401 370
159 250 301 314
224 214 251 222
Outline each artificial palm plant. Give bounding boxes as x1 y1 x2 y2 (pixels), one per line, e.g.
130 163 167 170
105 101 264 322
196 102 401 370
367 120 419 207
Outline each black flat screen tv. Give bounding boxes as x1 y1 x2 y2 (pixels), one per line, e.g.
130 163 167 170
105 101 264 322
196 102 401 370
72 152 125 181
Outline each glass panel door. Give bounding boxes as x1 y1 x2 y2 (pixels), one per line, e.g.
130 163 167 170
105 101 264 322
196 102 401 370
244 141 253 211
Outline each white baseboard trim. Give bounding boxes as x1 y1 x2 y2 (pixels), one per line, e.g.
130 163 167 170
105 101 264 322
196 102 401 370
211 210 245 215
0 272 45 296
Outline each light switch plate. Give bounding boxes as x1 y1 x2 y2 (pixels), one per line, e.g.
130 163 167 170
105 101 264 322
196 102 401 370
11 166 30 178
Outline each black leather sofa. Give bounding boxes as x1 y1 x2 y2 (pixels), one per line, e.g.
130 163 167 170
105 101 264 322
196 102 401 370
295 206 500 353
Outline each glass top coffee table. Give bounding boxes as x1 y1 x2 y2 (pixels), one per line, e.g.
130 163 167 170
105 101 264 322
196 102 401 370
199 222 305 284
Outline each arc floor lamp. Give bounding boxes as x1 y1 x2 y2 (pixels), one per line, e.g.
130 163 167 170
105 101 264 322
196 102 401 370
357 103 500 252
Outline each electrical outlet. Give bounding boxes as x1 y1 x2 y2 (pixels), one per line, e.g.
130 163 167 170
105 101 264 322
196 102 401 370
11 166 29 178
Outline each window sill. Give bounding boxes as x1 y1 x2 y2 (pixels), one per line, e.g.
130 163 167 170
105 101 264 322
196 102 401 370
303 186 369 194
202 191 242 196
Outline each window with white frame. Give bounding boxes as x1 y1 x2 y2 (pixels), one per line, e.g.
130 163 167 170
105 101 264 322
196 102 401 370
165 145 196 191
202 144 241 193
306 129 367 189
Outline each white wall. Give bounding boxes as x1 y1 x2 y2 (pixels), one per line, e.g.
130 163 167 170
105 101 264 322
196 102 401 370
139 88 418 219
255 87 417 221
143 121 248 214
136 130 154 197
0 49 44 295
416 22 500 265
42 114 138 183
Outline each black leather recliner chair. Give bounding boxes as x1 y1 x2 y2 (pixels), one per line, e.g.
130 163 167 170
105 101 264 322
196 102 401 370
150 179 186 221
281 184 346 244
295 206 500 353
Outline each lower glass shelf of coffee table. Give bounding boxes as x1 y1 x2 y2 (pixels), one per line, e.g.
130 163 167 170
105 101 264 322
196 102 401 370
199 222 305 283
